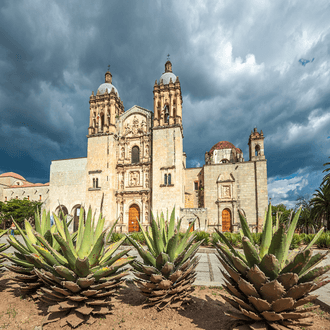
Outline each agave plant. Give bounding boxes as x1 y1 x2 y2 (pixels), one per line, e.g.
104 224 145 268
32 207 135 327
215 204 330 330
125 208 203 310
0 230 9 274
2 209 67 295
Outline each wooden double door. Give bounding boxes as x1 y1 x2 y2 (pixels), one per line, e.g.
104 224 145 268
222 209 231 232
129 204 140 232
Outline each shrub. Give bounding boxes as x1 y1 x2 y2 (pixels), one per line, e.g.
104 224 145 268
252 233 262 246
194 231 210 246
211 232 220 245
109 232 125 243
316 233 330 249
290 233 303 250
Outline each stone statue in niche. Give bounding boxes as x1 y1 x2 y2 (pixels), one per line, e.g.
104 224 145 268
223 186 231 198
145 172 149 188
129 171 140 186
145 209 149 222
121 147 125 159
132 116 139 135
141 120 146 131
145 144 149 156
124 123 130 134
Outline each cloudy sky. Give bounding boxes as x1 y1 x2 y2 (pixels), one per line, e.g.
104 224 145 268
1 0 329 208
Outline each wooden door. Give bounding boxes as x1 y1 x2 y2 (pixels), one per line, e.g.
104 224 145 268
222 209 231 232
129 204 140 232
189 222 195 233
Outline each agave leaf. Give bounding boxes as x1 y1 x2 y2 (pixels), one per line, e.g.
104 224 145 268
281 249 312 275
76 207 85 252
6 235 30 255
75 257 90 277
87 229 107 267
181 240 204 265
43 229 53 247
133 215 156 256
61 210 77 258
100 249 132 268
24 220 38 246
99 236 126 263
175 220 197 257
176 216 183 232
94 212 105 242
125 234 156 267
54 265 77 281
156 252 170 270
34 231 68 266
241 236 261 267
52 213 65 238
167 207 176 242
274 210 280 234
1 253 34 268
33 244 61 267
27 253 54 272
151 216 164 255
159 212 165 242
53 233 77 270
299 251 329 277
105 216 121 243
268 224 287 268
238 210 255 244
259 254 280 280
77 207 93 258
303 227 324 252
299 265 330 283
11 218 38 255
41 209 50 236
166 234 179 262
281 206 302 270
259 204 273 259
34 208 42 234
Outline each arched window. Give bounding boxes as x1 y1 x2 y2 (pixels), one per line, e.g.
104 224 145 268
168 173 171 185
255 145 260 156
132 146 140 163
96 178 99 188
164 174 167 185
100 113 104 132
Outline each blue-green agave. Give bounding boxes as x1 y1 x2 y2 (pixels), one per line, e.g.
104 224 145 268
3 207 135 327
215 203 330 329
126 208 203 310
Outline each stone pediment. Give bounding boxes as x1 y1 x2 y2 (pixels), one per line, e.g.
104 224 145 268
217 172 235 183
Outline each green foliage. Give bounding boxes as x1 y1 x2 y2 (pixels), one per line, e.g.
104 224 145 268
109 232 125 243
194 231 210 246
316 232 330 249
211 232 242 247
251 232 262 246
271 203 292 226
290 233 303 250
0 198 42 226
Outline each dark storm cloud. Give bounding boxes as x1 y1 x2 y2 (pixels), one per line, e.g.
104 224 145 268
0 0 329 207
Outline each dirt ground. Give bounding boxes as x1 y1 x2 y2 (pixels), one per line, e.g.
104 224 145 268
0 271 330 330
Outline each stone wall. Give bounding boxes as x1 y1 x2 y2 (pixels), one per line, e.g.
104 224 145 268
48 157 87 217
184 168 202 208
180 207 208 232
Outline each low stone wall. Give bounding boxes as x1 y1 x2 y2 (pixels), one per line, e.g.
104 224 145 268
180 208 208 232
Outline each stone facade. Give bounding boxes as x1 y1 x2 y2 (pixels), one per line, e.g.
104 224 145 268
0 61 268 233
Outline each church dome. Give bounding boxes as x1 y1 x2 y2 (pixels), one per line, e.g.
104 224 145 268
209 141 242 154
97 83 119 97
160 72 176 85
159 60 176 84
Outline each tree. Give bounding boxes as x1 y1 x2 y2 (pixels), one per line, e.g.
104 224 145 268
0 198 42 229
295 195 314 233
271 203 292 226
321 156 330 187
310 184 330 231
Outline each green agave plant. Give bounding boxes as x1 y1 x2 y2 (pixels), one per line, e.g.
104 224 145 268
3 207 135 328
215 203 330 330
2 209 71 295
126 208 203 310
0 230 9 274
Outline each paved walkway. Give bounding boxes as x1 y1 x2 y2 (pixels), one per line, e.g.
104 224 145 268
1 235 329 309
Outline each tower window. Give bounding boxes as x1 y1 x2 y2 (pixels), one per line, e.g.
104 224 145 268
255 145 260 156
164 174 167 185
168 173 171 185
194 181 198 190
96 178 99 188
132 146 140 163
93 178 96 188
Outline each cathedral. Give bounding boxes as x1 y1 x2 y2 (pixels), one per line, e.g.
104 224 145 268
0 60 268 233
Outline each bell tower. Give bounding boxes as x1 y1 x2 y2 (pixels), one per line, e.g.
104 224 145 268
153 60 182 128
248 127 265 161
152 60 185 218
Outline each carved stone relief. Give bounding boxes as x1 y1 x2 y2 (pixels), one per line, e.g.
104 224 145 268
129 171 140 187
222 185 231 198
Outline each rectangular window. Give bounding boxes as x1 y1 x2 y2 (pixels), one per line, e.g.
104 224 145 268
168 173 171 185
164 174 167 185
39 195 42 201
16 196 18 199
5 197 7 201
27 196 30 200
194 181 198 190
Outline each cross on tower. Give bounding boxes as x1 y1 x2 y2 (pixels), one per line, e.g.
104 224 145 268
108 64 110 71
167 54 170 61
